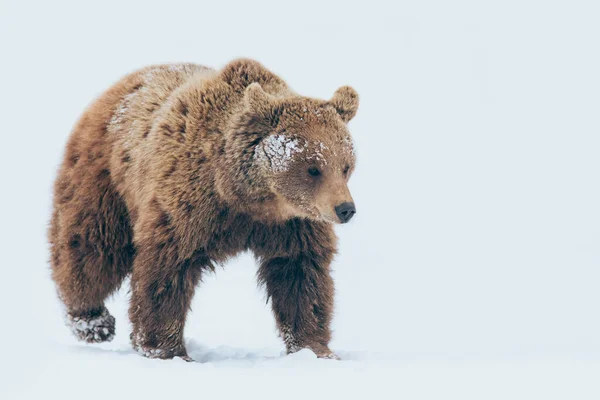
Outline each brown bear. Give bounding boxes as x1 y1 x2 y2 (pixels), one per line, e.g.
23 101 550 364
49 59 359 361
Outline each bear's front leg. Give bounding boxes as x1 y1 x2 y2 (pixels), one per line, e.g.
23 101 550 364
259 255 338 358
254 221 338 359
128 216 208 360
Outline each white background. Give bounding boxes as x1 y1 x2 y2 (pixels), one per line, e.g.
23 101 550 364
1 0 599 398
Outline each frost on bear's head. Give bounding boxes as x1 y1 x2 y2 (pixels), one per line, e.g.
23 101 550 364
244 83 359 224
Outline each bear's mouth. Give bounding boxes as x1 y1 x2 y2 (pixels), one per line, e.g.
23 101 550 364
309 206 339 224
292 204 326 223
319 213 340 224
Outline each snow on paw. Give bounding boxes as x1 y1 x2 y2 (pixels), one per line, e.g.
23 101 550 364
307 343 341 360
131 332 189 360
286 348 318 360
137 347 167 359
317 351 341 360
286 344 341 360
134 345 191 360
67 307 115 343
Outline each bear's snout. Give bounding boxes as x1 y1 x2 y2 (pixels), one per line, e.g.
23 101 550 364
335 202 356 223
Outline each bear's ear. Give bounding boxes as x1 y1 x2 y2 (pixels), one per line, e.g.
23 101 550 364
329 86 359 123
245 82 270 108
243 83 281 128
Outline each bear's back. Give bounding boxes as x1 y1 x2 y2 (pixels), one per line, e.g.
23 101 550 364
107 63 213 141
105 64 215 213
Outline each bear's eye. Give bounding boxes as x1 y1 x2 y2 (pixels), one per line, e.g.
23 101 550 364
308 167 321 177
343 165 350 176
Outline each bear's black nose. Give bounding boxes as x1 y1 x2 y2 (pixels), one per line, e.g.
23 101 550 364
335 202 356 223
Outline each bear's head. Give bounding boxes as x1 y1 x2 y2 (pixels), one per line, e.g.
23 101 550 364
219 82 359 224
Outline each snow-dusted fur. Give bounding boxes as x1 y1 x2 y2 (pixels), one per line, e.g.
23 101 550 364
49 59 359 360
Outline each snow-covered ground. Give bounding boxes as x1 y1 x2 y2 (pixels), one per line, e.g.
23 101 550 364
2 0 600 398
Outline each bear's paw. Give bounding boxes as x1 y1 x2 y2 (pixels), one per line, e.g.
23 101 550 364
67 307 116 343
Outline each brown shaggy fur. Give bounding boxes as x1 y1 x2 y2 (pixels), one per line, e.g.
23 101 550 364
49 59 359 360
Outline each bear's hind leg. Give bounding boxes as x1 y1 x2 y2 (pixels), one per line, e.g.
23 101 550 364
50 158 134 343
